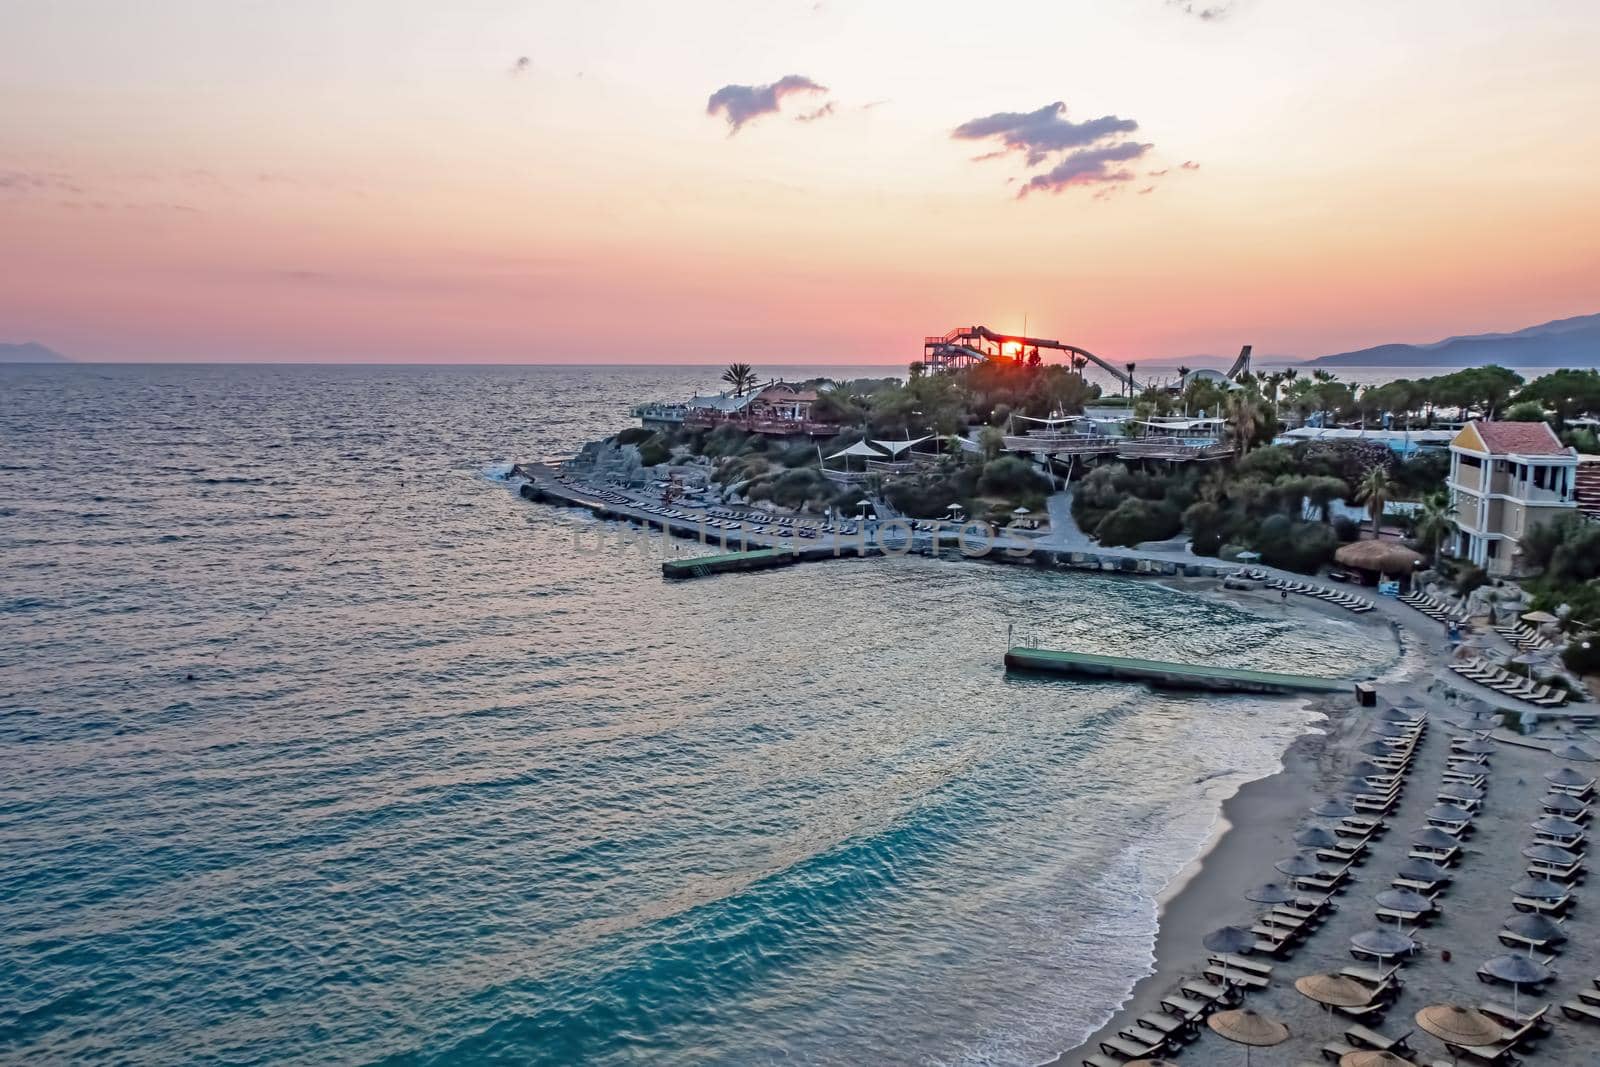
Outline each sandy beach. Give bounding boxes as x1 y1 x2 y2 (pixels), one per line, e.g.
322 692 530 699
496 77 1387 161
1051 579 1600 1067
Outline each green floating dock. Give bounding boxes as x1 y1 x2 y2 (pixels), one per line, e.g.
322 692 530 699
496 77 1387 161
1004 646 1349 695
662 548 798 581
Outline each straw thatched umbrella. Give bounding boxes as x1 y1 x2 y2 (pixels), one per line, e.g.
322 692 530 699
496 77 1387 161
1335 540 1426 575
1553 744 1598 763
1295 973 1371 1029
1522 610 1559 625
1415 1004 1505 1065
1340 1052 1415 1067
1546 767 1596 788
1245 881 1299 904
1207 1009 1289 1066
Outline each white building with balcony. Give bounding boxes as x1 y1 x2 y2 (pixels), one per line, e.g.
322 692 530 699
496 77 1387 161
1448 420 1578 576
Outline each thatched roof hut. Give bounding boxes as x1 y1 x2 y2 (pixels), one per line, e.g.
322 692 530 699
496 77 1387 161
1335 540 1425 575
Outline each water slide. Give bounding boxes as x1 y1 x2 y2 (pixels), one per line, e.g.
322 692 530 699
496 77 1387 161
931 326 1140 391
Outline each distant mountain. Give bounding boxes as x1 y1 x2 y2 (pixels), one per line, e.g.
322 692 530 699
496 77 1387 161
0 342 69 363
1306 313 1600 368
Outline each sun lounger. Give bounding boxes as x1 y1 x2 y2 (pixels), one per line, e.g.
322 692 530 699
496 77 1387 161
1209 953 1274 978
1098 1033 1166 1060
1320 1039 1361 1062
1562 999 1600 1023
1345 1023 1413 1053
1160 992 1211 1018
1512 890 1572 915
1117 1022 1176 1049
1180 978 1235 1003
1479 1002 1550 1035
1134 1011 1194 1040
1343 963 1404 988
1204 965 1269 990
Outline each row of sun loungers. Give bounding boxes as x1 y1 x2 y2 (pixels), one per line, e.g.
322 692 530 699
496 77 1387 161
1495 621 1557 654
1400 588 1467 624
1449 657 1569 707
1267 578 1375 614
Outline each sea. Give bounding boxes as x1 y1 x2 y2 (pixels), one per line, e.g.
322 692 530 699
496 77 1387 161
0 363 1401 1066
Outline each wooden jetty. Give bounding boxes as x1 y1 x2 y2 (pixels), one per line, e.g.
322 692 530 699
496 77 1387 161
662 549 799 581
1004 647 1351 695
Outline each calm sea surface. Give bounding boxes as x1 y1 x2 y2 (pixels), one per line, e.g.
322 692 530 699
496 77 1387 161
1 364 1398 1066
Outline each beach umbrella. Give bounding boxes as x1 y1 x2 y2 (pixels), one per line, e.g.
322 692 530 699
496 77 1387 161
1426 803 1473 824
1376 889 1434 929
1377 888 1433 913
1206 1009 1289 1067
1510 875 1567 901
1311 797 1358 819
1357 740 1396 758
1546 767 1596 788
1351 927 1416 960
1522 842 1581 865
1552 745 1599 763
1438 783 1485 803
1415 1004 1504 1065
1349 760 1394 779
1296 826 1342 849
1275 853 1327 878
1371 721 1411 738
1396 695 1426 709
1205 926 1257 990
1011 506 1031 515
1411 827 1458 850
1531 815 1585 839
1378 706 1421 724
1454 739 1495 756
1245 881 1298 904
1480 954 1551 1014
1541 793 1588 818
1340 1053 1415 1067
1343 775 1389 795
1295 973 1371 1029
1522 610 1559 625
1501 912 1567 946
1395 859 1451 884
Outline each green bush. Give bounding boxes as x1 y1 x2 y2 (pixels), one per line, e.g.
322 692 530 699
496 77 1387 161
979 456 1050 497
1563 639 1600 677
1094 499 1182 547
1182 500 1229 557
1252 515 1339 573
615 426 655 446
636 437 671 466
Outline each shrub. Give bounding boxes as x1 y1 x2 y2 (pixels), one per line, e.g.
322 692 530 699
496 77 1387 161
979 456 1050 497
1456 565 1488 596
1094 499 1182 547
1563 639 1600 677
615 426 654 446
636 436 671 466
1332 516 1361 542
1252 515 1338 573
1182 500 1229 557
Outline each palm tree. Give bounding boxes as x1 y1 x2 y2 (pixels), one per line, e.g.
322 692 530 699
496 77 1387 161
721 362 758 397
1356 466 1393 542
1225 391 1262 453
1414 489 1457 561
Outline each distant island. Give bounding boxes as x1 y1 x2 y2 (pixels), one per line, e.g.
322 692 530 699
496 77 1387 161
0 342 69 363
1305 312 1600 368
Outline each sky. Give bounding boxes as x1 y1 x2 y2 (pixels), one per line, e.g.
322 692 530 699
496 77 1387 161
2 0 1598 364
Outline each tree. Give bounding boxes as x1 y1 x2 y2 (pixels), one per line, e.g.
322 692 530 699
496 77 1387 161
1414 489 1456 560
721 362 759 397
1225 391 1263 453
977 425 1005 462
1514 368 1600 428
1355 465 1393 542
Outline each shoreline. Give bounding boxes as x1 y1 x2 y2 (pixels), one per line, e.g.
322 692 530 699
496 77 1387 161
1044 584 1421 1067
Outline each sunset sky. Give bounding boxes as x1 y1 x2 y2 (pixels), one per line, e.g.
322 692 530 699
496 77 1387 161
3 0 1598 364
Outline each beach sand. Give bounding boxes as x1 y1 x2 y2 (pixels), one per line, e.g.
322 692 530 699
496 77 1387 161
1050 579 1600 1066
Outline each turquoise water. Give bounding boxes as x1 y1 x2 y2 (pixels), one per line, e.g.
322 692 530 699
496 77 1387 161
0 364 1397 1064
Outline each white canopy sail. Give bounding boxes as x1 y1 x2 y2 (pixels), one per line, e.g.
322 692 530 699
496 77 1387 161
826 440 890 461
869 436 932 456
